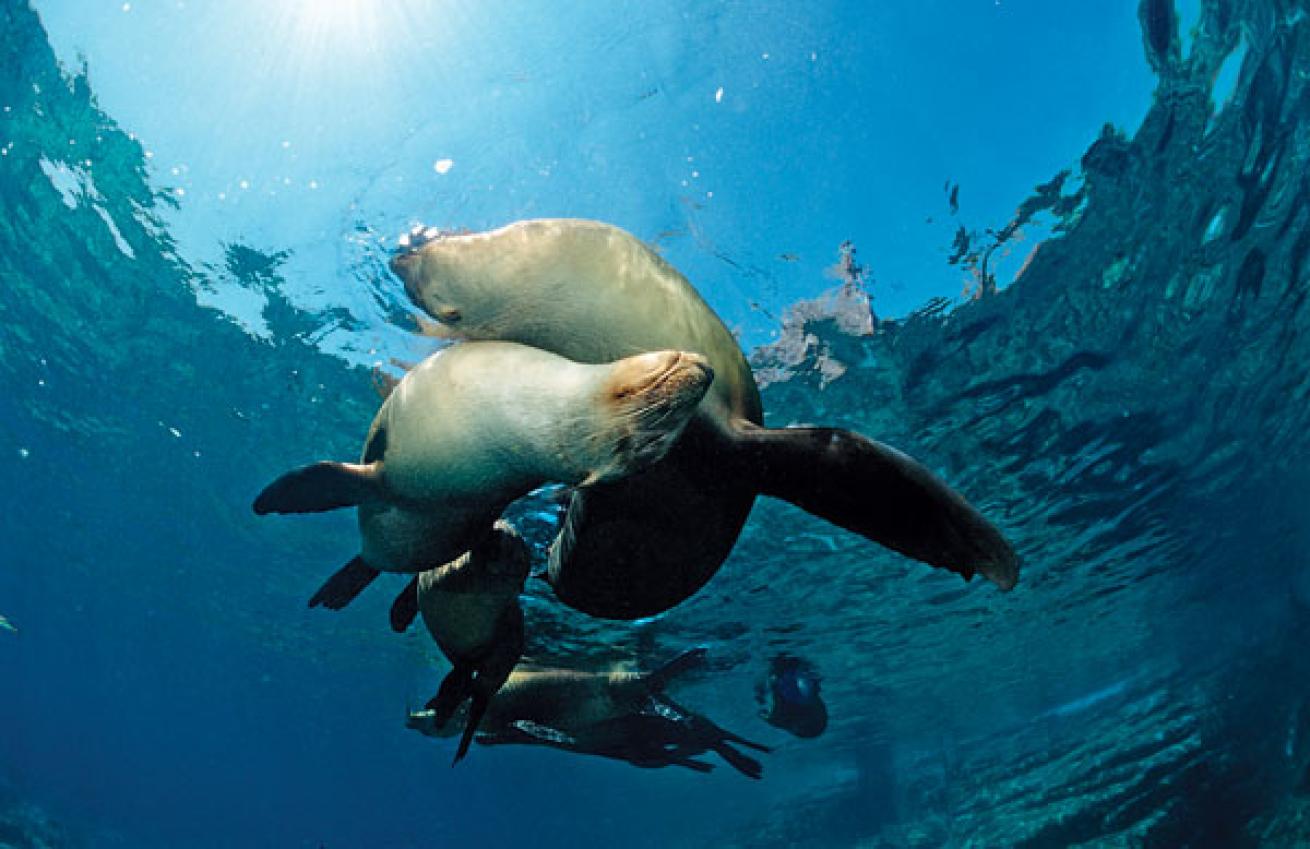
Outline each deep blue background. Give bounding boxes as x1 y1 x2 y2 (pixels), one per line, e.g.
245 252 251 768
4 0 1310 846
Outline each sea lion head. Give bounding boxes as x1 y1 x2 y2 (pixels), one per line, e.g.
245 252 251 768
390 224 523 339
469 520 532 591
406 707 460 739
584 350 713 485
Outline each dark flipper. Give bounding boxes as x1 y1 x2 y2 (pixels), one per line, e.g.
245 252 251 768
647 647 709 692
453 692 490 766
426 666 475 727
735 424 1019 590
664 757 715 774
308 557 380 610
682 710 771 755
389 576 421 633
546 420 757 620
253 461 381 515
710 742 764 779
452 607 526 765
716 727 771 754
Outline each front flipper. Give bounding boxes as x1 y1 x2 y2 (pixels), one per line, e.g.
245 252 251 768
736 425 1018 589
308 556 380 610
389 576 421 633
253 461 382 515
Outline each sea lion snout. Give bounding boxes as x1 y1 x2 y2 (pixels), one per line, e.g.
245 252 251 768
611 350 713 400
390 225 449 295
395 224 446 254
390 248 417 276
406 708 458 738
594 350 713 479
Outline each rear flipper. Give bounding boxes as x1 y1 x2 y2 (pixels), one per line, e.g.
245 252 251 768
452 608 526 765
647 647 709 693
710 742 764 779
734 424 1019 589
252 461 381 515
426 666 475 728
702 720 771 754
453 691 491 766
663 757 715 774
659 701 771 773
389 576 421 633
308 557 380 610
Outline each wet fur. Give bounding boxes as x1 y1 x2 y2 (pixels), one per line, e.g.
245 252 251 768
392 219 1019 619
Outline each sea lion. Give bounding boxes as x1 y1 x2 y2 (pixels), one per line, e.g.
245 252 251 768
253 340 713 610
474 710 770 779
401 520 530 765
406 648 770 777
390 218 1020 619
408 647 706 736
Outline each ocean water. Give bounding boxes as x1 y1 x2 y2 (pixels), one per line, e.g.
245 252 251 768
2 0 1310 846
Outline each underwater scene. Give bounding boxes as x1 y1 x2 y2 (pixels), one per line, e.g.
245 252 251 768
4 0 1310 846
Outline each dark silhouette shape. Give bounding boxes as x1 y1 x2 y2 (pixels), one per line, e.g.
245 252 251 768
758 655 828 739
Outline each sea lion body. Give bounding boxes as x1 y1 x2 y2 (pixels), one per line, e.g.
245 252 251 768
253 339 712 609
408 648 705 737
471 665 655 732
417 521 530 659
414 520 531 764
395 220 760 423
406 649 770 777
391 219 1019 619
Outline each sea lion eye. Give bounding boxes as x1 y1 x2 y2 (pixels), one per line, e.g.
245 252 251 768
437 306 462 324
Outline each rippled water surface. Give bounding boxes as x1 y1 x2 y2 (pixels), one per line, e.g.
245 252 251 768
3 0 1310 846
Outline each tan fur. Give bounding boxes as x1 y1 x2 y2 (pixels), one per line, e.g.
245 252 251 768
392 218 761 427
407 663 658 739
417 520 529 660
355 341 711 573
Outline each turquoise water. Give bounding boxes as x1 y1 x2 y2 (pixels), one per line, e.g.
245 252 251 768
3 0 1310 846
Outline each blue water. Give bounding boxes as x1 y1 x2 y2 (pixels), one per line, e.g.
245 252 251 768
2 0 1309 846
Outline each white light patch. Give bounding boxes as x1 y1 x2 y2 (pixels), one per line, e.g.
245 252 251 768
433 158 454 175
92 204 137 259
38 157 83 209
714 86 724 103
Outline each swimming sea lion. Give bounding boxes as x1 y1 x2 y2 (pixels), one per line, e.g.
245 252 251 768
475 709 770 778
253 340 713 610
390 218 1020 619
406 648 769 776
406 520 530 765
407 647 708 737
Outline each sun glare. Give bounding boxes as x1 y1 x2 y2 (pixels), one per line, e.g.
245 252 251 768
251 0 443 105
285 0 388 57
